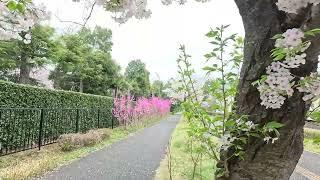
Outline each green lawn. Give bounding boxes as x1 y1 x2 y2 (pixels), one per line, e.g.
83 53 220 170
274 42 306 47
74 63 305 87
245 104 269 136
155 118 216 180
0 116 165 180
155 120 320 180
304 128 320 154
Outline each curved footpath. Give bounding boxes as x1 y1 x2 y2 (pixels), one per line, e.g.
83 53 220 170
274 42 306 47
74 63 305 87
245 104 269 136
38 114 319 180
39 115 181 180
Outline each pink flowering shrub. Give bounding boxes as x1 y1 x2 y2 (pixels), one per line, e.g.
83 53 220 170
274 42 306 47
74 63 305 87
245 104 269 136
112 95 171 126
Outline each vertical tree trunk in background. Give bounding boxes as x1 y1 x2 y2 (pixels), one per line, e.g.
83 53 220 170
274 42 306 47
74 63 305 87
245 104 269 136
219 1 320 179
114 87 118 98
19 53 30 84
79 78 83 93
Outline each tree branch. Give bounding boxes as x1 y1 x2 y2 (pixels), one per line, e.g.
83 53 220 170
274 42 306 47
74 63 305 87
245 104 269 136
82 1 96 27
55 0 96 27
54 14 85 26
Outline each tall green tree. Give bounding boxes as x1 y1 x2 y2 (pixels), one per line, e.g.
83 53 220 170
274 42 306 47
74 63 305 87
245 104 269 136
0 24 56 84
151 80 166 97
125 59 151 97
50 26 122 96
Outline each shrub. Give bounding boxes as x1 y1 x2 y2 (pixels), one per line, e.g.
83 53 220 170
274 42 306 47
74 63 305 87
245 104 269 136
112 95 171 125
95 128 111 139
57 133 83 151
82 130 102 146
57 128 111 151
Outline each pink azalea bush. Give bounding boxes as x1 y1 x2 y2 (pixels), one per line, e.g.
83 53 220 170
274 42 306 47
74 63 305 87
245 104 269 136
112 95 171 126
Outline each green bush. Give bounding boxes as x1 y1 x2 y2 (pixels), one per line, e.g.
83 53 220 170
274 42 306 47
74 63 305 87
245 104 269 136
0 80 113 108
0 81 117 155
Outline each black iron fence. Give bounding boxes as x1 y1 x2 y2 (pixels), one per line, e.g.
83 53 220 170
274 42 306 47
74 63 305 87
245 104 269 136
0 108 118 156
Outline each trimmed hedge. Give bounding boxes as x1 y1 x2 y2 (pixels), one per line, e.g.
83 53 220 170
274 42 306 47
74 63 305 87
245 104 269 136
0 80 118 155
0 80 113 108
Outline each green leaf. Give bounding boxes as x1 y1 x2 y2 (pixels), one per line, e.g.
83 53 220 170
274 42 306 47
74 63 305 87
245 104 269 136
203 66 217 72
273 53 286 61
7 1 17 11
305 31 315 37
265 121 284 129
250 133 261 138
206 30 218 38
16 3 26 13
204 53 213 59
271 34 283 40
305 28 320 37
222 24 230 29
225 120 236 127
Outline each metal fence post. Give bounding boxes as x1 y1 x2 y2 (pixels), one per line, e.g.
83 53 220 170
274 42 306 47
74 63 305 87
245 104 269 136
111 116 114 129
38 109 44 150
97 109 100 128
76 109 79 133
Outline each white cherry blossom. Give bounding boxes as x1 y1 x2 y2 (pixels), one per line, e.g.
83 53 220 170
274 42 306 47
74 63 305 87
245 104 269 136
219 133 236 151
271 138 279 144
276 0 320 14
275 28 305 48
263 136 272 143
257 27 316 109
282 53 306 68
0 2 49 43
245 121 255 130
297 73 320 101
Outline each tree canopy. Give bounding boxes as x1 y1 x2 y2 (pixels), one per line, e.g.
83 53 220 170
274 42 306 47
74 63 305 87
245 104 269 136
151 80 167 98
0 24 57 85
50 26 122 96
125 59 151 97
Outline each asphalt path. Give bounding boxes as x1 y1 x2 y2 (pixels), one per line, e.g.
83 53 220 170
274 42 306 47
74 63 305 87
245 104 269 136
39 115 181 180
291 151 320 180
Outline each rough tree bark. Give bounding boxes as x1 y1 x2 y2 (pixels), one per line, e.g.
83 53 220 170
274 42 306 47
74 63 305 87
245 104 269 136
219 1 320 179
19 52 30 84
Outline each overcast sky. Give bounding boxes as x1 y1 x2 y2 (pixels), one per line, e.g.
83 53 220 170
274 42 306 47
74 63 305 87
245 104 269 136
36 0 244 82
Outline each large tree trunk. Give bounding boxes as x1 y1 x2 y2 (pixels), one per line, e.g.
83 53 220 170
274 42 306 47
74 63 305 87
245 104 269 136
19 53 30 84
220 1 320 179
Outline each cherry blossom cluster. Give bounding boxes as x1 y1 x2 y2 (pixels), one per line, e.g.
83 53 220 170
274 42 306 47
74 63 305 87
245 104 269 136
257 27 320 109
219 119 256 151
163 79 185 101
77 0 214 23
276 0 320 14
112 95 171 125
161 0 210 5
219 133 236 151
75 0 151 23
297 73 320 101
258 62 295 109
0 1 49 43
257 28 311 109
105 0 152 23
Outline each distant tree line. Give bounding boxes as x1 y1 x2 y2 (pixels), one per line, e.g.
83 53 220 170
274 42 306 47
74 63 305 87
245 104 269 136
0 24 169 98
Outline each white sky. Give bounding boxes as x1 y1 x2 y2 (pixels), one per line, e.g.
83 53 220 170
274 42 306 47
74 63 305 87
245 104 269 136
36 0 244 82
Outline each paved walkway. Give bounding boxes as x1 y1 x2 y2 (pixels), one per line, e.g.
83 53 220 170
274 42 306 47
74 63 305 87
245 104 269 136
291 151 320 180
40 115 181 180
